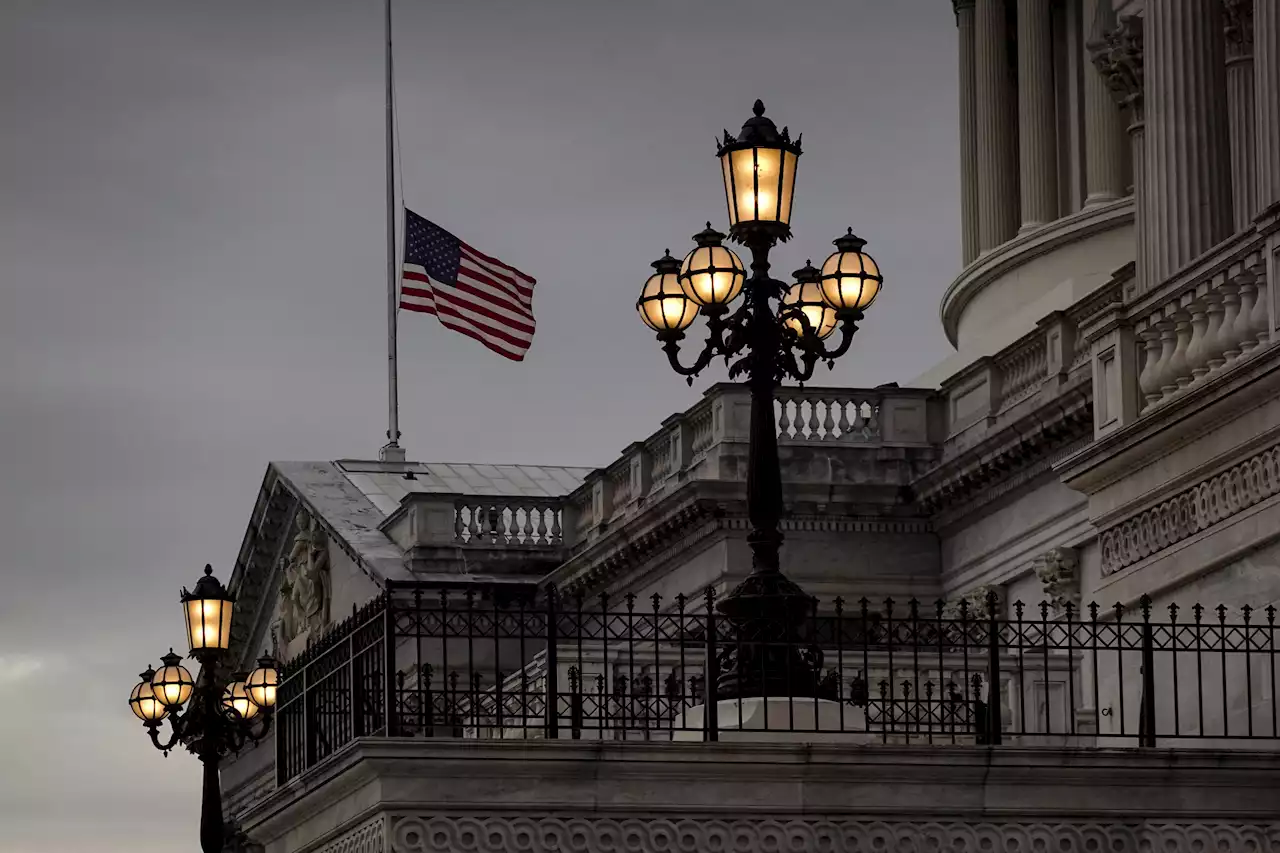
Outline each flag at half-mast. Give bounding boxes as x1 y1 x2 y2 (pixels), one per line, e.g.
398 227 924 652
399 209 537 361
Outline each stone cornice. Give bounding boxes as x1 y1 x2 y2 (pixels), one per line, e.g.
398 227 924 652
552 483 728 597
940 198 1134 347
913 382 1094 517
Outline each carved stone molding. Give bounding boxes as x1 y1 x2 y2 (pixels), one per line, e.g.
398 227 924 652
385 815 1278 853
1090 14 1145 121
1033 546 1081 612
1099 442 1280 575
316 817 385 853
1224 0 1254 60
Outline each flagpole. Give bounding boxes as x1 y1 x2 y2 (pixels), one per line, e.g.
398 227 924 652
379 0 406 463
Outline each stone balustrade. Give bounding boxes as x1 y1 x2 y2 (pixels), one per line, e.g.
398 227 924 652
775 388 882 443
453 498 566 548
568 383 940 539
1131 233 1272 412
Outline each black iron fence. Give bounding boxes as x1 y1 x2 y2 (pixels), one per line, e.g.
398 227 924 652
275 582 1280 784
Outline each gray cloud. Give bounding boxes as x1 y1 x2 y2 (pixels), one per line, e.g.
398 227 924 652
0 1 958 849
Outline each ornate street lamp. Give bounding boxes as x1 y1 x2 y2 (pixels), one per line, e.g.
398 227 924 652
130 565 278 853
635 100 883 700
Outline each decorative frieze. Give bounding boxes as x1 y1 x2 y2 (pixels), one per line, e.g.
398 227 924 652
317 818 386 853
1100 442 1280 575
1033 547 1080 612
385 815 1278 853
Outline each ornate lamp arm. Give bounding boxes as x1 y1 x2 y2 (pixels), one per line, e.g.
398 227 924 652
805 312 860 362
659 309 737 380
146 716 186 753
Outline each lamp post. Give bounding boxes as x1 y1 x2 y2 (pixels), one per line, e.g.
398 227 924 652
637 100 883 700
129 565 279 853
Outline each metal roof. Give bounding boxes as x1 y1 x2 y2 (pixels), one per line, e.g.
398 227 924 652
334 459 594 517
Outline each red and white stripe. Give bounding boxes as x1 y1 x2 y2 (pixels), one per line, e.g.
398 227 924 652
399 243 537 361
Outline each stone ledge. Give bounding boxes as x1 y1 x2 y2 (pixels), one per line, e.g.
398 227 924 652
242 739 1280 852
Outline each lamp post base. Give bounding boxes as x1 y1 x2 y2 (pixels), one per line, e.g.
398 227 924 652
714 568 830 701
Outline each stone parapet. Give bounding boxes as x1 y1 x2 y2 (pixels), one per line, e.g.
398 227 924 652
239 740 1280 853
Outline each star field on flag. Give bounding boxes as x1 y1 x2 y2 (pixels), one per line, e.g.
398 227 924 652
399 210 537 361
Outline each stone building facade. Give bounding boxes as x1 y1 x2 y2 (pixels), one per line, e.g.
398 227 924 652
222 1 1280 849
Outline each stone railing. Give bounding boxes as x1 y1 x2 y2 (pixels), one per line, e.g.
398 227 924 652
453 497 566 548
775 388 881 443
1131 232 1272 412
938 309 1089 447
568 383 940 538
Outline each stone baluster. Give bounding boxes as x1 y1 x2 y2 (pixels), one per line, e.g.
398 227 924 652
776 399 792 440
1137 327 1163 408
1202 289 1229 374
1219 281 1245 366
537 506 550 544
1171 309 1194 389
1248 260 1271 346
822 398 837 441
836 398 852 441
1234 265 1260 354
1155 317 1180 398
1017 0 1059 231
550 507 563 544
1224 0 1258 231
975 0 1019 251
1186 297 1212 381
806 399 821 440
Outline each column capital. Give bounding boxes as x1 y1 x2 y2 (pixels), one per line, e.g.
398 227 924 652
952 0 975 14
1090 14 1146 122
1224 0 1254 60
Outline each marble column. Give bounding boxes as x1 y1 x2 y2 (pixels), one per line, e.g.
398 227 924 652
1017 0 1058 231
956 0 981 265
1224 0 1257 231
1082 0 1128 207
1144 0 1233 287
974 0 1019 251
1091 15 1145 292
1256 0 1280 213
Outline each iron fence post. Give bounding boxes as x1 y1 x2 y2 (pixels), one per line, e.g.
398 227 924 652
704 588 719 741
1140 595 1156 747
545 586 559 739
985 592 1002 745
383 582 398 737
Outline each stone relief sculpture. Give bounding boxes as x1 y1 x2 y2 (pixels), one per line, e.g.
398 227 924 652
942 584 1002 620
1034 547 1081 614
279 510 331 644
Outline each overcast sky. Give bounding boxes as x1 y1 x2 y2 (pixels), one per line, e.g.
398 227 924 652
0 1 958 850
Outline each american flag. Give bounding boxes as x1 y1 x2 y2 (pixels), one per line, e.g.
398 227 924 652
399 210 537 361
